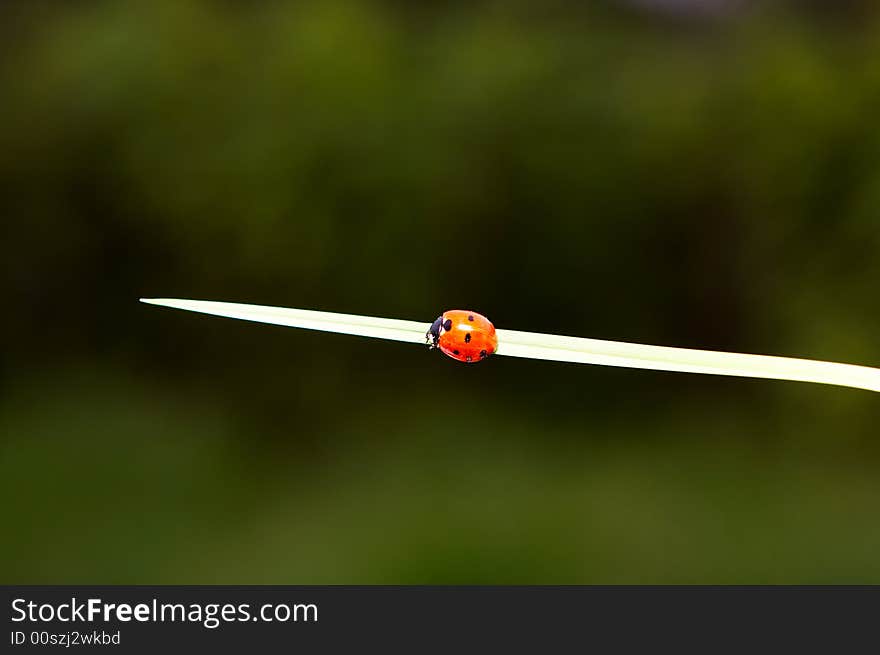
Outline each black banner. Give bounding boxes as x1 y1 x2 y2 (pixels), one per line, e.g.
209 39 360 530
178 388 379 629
2 586 877 652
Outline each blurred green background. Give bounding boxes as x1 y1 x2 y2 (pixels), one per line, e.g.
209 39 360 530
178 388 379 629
2 0 880 583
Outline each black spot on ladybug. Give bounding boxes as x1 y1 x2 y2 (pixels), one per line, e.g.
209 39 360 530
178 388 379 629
453 349 460 355
480 349 488 359
464 333 471 343
466 355 472 362
468 315 474 321
443 319 453 332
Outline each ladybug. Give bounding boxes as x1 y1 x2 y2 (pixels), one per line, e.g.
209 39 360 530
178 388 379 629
426 310 498 363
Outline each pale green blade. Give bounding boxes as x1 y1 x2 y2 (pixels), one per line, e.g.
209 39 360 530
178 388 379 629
141 298 880 393
495 329 880 393
140 298 427 344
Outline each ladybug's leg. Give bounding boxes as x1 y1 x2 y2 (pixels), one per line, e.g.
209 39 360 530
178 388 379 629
426 316 443 349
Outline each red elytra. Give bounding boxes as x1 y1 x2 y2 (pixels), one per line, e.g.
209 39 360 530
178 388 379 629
426 310 498 363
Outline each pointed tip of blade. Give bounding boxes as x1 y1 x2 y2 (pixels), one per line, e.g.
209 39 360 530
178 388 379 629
140 298 186 308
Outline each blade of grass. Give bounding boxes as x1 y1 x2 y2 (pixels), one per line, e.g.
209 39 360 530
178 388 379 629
139 298 427 344
495 328 880 393
141 299 880 392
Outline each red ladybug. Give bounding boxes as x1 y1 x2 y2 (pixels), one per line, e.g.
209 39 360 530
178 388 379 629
426 310 498 363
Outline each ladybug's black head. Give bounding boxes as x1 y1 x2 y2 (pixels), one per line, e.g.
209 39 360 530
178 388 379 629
426 315 443 349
